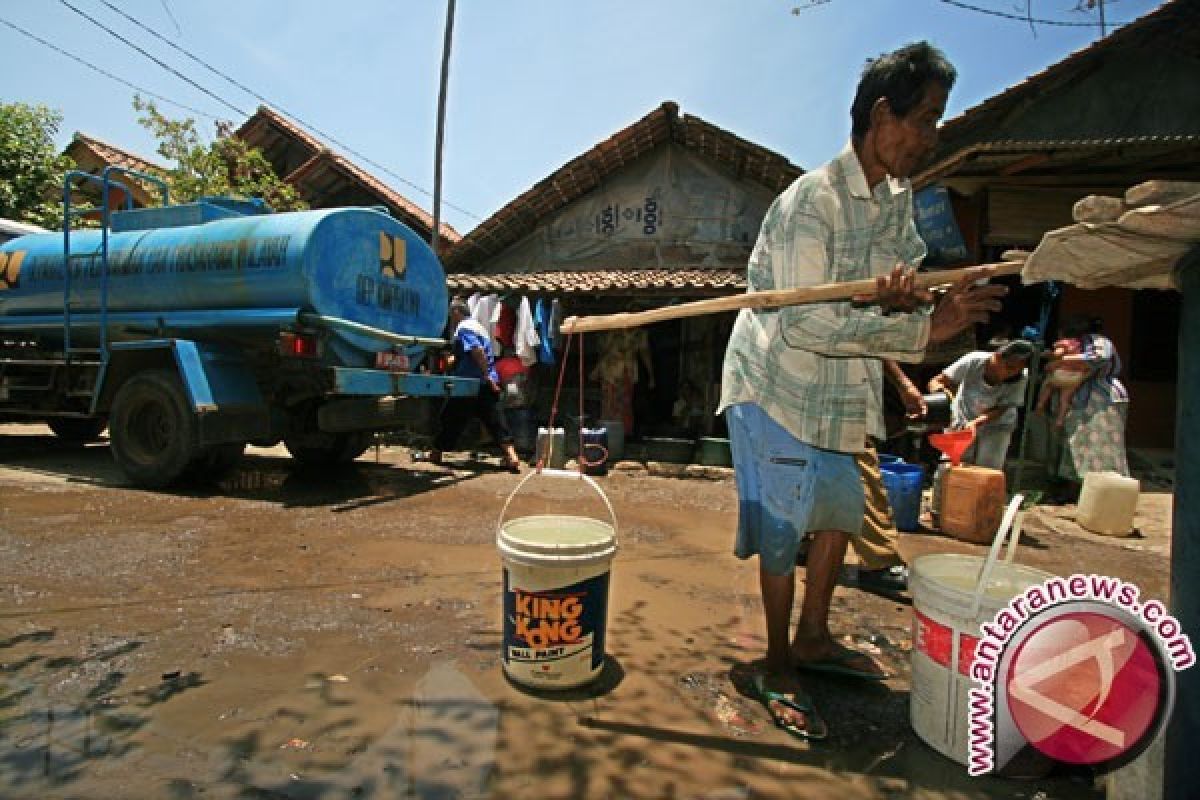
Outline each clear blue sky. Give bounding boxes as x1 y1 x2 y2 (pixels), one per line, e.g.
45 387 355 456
0 0 1165 234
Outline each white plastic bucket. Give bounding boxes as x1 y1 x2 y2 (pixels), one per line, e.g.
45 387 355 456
910 495 1055 765
536 427 567 469
497 468 618 689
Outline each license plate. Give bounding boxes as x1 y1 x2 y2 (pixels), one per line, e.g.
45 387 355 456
375 351 410 372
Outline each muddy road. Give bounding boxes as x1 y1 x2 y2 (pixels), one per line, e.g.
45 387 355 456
0 425 1169 799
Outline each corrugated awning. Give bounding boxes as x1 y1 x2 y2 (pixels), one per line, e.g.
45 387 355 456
446 268 746 296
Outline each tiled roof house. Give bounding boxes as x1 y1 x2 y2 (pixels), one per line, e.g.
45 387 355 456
235 106 460 249
438 102 806 440
444 101 803 297
63 132 167 208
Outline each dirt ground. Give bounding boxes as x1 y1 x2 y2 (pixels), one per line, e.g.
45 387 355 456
0 424 1173 800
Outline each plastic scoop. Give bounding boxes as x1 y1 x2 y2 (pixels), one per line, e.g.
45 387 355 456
929 428 975 467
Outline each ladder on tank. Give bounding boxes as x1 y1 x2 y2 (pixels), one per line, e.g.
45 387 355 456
59 166 169 405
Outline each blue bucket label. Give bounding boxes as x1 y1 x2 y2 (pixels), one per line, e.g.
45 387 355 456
503 569 609 678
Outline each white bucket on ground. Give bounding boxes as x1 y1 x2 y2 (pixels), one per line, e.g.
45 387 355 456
497 468 617 689
1077 470 1140 536
910 495 1055 765
536 427 567 469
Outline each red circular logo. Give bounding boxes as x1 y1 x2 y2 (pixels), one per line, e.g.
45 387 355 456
1005 611 1162 765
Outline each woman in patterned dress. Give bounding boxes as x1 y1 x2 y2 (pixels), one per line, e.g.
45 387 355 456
1049 315 1130 499
591 328 655 437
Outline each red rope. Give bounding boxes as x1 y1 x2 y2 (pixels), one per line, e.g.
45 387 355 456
574 335 610 472
538 332 575 472
539 330 604 474
577 331 586 473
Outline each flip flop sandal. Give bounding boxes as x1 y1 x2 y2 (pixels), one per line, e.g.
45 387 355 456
751 674 828 741
795 646 889 681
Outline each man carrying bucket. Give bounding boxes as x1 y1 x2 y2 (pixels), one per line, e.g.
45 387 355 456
718 41 1007 741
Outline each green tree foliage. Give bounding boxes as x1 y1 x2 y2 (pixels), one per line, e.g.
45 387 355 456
134 96 306 212
0 102 75 229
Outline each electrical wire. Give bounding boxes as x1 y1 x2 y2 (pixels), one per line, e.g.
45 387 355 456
93 0 480 220
0 15 219 120
57 0 247 117
157 0 182 37
936 0 1127 27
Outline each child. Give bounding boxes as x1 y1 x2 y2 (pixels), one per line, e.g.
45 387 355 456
1036 336 1088 427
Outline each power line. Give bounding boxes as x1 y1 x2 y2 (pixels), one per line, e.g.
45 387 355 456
791 0 833 13
157 0 182 37
0 15 219 120
93 0 481 221
936 0 1127 27
57 0 247 117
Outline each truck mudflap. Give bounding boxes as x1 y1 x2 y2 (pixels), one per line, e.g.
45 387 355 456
327 368 478 399
95 339 266 415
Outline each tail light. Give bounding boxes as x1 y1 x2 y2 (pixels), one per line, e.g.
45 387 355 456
279 331 320 359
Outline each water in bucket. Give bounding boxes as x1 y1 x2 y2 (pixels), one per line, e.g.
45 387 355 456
496 470 618 689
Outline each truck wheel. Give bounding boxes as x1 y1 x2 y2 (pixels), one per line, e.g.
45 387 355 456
109 370 197 488
48 417 107 442
284 432 373 465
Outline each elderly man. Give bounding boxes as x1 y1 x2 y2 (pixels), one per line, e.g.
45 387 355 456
718 41 1006 740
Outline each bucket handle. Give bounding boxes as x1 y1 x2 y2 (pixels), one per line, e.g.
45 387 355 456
969 494 1025 618
497 467 618 542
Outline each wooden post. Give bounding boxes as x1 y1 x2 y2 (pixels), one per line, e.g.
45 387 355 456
1166 247 1200 798
431 0 456 258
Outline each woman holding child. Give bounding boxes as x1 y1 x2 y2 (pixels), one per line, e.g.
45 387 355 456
1045 315 1130 496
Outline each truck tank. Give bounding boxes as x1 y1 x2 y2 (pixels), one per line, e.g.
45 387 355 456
0 202 447 367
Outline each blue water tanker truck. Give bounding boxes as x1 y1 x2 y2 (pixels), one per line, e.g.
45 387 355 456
0 167 476 487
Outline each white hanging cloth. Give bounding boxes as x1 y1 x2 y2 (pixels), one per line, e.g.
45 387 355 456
514 296 541 366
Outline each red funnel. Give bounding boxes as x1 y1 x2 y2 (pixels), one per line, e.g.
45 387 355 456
929 428 975 467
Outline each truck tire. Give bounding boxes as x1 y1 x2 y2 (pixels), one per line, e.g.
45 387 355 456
284 432 373 466
109 370 198 488
48 417 107 442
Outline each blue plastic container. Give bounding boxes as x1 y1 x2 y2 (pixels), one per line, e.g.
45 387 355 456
881 462 924 532
879 453 903 466
580 427 609 476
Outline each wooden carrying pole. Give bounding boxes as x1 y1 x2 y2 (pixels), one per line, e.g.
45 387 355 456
560 261 1024 334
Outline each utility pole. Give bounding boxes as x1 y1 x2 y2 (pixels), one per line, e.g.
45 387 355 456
432 0 457 259
1098 0 1107 37
1166 247 1200 798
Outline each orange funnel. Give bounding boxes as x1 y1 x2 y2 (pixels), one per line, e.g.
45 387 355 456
929 428 975 467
